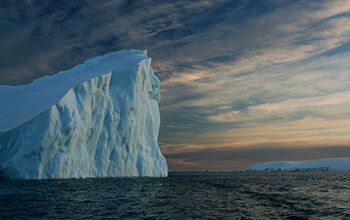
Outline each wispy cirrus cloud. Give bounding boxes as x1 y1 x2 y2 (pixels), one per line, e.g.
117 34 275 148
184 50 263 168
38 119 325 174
157 0 350 169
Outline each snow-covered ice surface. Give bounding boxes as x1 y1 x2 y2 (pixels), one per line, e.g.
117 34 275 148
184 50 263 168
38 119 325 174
244 158 350 171
0 50 168 179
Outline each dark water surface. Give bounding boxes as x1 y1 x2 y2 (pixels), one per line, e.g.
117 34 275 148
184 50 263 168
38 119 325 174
1 172 350 219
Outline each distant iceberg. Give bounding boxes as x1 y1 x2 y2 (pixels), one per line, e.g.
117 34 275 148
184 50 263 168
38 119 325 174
244 158 350 171
0 50 168 179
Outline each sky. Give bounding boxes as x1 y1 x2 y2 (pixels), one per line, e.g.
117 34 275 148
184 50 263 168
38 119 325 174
1 0 350 170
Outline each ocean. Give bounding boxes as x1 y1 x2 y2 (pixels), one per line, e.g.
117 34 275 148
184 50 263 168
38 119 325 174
1 171 350 219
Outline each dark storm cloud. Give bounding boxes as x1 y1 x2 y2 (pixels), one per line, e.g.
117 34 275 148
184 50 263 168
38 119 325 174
0 0 300 84
0 0 230 84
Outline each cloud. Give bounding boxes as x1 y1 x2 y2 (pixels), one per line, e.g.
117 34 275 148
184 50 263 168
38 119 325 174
164 146 350 170
159 49 350 149
159 2 349 93
207 91 350 123
157 1 350 153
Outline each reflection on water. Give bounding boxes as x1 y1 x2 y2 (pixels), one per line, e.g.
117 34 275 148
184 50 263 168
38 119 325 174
1 172 350 219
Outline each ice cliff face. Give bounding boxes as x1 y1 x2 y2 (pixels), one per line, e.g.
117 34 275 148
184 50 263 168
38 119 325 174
244 158 350 171
0 50 168 179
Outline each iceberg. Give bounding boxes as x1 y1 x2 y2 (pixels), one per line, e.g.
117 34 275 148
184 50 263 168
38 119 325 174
0 50 168 179
244 158 350 171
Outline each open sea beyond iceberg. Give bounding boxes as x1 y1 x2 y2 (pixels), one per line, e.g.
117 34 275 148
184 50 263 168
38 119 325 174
1 171 350 219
